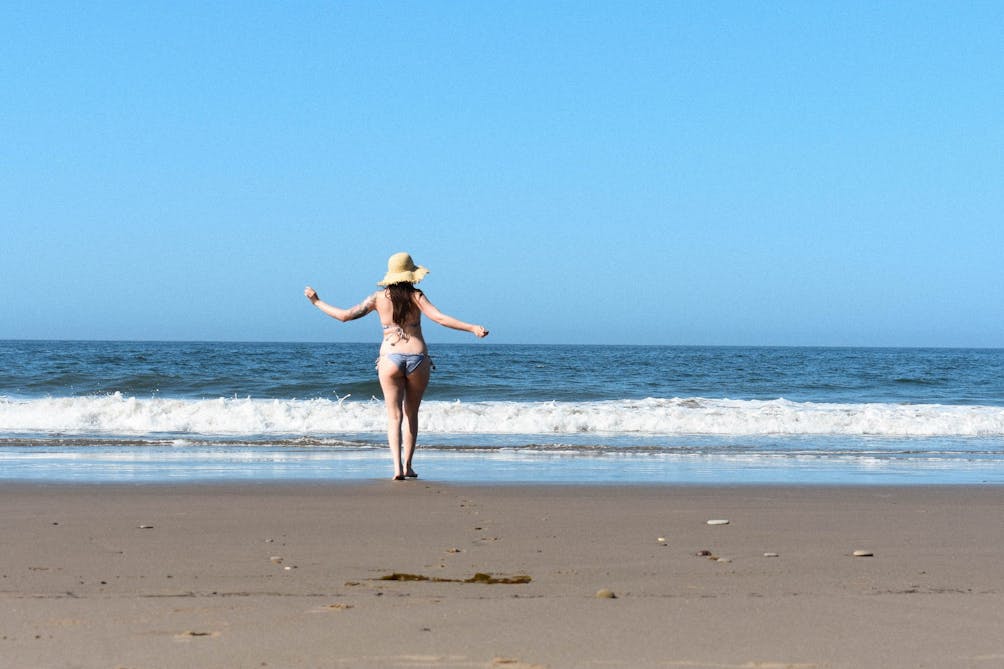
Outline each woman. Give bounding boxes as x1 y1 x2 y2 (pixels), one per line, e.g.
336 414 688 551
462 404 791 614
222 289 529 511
305 252 489 480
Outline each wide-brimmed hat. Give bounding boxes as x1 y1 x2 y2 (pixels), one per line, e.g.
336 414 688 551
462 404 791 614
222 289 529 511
377 252 429 286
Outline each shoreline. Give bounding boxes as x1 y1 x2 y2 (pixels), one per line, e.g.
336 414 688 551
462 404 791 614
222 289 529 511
4 481 1003 667
6 439 1003 486
4 477 1004 487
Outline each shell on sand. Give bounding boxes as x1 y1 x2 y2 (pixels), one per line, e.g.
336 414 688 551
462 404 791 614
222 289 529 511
595 588 617 599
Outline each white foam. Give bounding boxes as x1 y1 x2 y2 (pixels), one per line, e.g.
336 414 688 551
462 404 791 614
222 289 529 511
2 394 1003 438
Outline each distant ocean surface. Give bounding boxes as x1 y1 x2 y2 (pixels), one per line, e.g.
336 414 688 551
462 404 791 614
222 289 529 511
2 341 1003 484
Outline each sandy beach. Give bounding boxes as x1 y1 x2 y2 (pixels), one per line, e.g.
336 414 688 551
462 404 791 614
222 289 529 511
2 481 1002 668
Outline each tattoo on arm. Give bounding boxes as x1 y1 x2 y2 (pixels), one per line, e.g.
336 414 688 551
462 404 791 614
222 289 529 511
346 294 376 321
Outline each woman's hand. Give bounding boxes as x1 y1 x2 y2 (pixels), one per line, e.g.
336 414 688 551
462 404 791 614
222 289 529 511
473 325 489 338
304 286 319 303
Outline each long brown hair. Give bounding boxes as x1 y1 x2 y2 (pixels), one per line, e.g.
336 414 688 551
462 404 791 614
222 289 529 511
386 282 420 326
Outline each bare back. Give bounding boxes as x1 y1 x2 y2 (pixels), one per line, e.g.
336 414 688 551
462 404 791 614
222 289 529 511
375 290 428 355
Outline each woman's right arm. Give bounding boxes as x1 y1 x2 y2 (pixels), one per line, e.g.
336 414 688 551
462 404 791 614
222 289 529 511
304 287 376 322
415 292 489 338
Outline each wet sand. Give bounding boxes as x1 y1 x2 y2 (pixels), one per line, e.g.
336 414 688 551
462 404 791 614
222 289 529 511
3 482 1003 668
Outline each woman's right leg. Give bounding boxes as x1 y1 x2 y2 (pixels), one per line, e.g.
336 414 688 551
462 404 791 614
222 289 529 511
377 359 406 479
401 360 431 478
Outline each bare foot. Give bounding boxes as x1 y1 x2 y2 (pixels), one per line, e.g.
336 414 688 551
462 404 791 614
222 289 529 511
392 474 405 481
405 469 418 479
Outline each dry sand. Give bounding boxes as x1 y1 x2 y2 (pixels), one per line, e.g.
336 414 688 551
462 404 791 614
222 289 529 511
2 481 1003 668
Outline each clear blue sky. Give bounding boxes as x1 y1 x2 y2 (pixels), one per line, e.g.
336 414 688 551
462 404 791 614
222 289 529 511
2 1 1001 346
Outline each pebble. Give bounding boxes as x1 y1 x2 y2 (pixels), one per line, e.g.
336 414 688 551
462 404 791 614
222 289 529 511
270 556 284 563
764 552 780 558
696 550 713 557
853 550 874 557
715 557 732 563
706 519 730 526
657 537 667 544
137 525 154 529
595 589 617 599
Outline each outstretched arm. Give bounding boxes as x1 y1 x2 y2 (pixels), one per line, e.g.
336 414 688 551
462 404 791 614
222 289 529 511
304 286 376 322
415 292 489 338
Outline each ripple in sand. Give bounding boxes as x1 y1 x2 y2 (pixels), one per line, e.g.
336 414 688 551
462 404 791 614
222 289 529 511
310 603 354 613
492 658 547 668
377 572 531 584
174 630 220 639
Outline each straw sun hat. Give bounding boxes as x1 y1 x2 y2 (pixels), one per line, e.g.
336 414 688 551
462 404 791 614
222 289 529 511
377 252 429 286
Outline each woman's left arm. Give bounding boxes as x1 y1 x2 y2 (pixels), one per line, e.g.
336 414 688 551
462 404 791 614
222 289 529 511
304 287 376 322
415 292 489 337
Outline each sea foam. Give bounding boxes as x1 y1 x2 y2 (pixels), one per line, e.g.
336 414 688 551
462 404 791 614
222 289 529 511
2 394 1003 437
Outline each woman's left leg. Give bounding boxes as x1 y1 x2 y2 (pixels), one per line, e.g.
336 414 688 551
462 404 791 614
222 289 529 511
377 359 407 479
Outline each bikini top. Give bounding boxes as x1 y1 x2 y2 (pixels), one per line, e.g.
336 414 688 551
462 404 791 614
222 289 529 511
380 291 422 345
382 319 420 346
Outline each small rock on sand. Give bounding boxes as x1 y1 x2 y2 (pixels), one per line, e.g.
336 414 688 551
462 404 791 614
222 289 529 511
853 550 874 557
595 589 617 599
706 519 730 526
764 552 780 558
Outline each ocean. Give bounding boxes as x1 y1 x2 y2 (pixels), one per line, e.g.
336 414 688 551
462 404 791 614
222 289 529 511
2 340 1003 484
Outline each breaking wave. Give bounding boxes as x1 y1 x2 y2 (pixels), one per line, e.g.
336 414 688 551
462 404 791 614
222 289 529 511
2 393 1003 438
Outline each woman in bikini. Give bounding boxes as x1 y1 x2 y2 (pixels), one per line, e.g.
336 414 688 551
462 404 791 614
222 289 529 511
304 252 489 480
